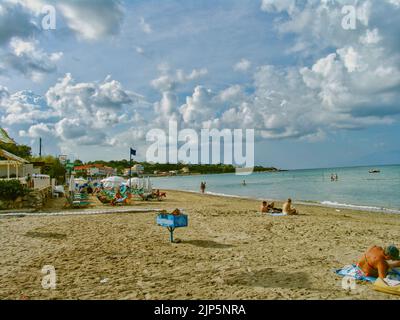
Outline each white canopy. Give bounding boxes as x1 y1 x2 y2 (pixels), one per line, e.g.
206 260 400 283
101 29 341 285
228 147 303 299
146 176 152 192
69 175 75 192
74 177 88 185
126 177 141 188
101 176 126 188
0 148 29 163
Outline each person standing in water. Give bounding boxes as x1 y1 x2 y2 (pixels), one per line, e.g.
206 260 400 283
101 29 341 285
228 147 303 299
200 182 206 194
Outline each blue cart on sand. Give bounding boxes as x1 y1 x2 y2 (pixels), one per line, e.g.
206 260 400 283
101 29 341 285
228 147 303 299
157 213 188 243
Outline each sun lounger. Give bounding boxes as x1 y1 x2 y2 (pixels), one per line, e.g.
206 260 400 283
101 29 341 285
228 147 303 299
65 195 91 209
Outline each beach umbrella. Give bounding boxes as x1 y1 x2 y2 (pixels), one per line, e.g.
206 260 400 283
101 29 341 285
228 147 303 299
101 176 126 188
126 178 140 188
74 178 88 185
69 174 75 193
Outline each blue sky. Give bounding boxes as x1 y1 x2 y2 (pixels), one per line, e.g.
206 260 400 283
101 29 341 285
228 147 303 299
0 0 399 169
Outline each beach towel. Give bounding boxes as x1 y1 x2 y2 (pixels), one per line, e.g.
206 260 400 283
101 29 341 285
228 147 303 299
268 212 287 217
373 278 400 296
335 264 400 283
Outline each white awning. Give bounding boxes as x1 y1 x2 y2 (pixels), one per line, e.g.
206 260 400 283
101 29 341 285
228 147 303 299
0 148 29 163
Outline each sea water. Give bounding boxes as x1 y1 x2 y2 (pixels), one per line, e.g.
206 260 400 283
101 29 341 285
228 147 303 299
152 165 400 213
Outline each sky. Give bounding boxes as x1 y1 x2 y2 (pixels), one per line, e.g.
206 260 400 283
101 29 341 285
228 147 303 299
0 0 399 169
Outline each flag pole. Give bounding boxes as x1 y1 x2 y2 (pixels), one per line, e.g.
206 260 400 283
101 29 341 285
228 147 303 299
129 148 132 190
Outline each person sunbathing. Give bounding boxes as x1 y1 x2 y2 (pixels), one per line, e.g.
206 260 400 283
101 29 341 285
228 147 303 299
283 198 298 215
153 189 167 201
357 245 400 279
260 201 274 213
111 190 126 206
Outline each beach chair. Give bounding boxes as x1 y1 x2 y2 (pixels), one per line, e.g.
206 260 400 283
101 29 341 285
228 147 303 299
65 195 91 209
73 193 89 200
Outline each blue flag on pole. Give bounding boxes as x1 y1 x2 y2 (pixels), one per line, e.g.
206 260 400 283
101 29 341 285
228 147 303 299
130 148 136 156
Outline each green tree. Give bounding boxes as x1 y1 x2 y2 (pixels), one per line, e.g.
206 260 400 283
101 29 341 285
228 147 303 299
0 142 32 159
30 155 66 184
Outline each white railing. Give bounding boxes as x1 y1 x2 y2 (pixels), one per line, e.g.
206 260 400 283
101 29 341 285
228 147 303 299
32 175 51 190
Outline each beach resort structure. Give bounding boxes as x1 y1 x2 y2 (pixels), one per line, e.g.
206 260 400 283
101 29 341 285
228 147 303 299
123 164 144 177
0 148 32 180
0 148 52 192
0 148 54 210
74 164 117 178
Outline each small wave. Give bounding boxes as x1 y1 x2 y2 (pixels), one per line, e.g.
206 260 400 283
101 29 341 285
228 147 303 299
206 191 243 198
320 201 400 214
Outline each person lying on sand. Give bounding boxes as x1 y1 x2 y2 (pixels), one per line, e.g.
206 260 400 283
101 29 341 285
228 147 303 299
111 189 126 206
283 198 298 215
261 201 271 213
260 201 282 213
357 245 400 279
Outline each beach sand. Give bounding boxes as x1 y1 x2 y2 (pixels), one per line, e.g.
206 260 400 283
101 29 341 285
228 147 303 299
0 190 399 300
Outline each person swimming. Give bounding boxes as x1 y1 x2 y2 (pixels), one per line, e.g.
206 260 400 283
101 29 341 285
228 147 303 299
357 245 400 279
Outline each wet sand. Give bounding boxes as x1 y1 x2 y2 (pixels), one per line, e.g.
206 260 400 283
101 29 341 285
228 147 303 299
0 190 399 300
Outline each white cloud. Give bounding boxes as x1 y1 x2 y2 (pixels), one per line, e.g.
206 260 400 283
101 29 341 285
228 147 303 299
261 0 297 15
12 0 124 41
219 85 243 102
234 59 251 72
0 37 62 81
136 46 145 55
151 68 208 92
0 1 38 45
0 73 149 154
139 17 152 34
180 86 216 125
360 29 381 45
0 90 56 126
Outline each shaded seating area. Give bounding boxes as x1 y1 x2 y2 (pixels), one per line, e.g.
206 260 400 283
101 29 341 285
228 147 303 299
96 188 130 206
0 148 30 182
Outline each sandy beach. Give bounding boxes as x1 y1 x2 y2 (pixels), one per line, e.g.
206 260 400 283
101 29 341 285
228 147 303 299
0 190 399 300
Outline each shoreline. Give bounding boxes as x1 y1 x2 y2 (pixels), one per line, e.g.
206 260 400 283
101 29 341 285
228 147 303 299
162 188 400 216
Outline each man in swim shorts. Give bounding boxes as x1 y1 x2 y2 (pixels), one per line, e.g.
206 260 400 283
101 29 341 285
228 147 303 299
357 245 400 279
283 198 298 215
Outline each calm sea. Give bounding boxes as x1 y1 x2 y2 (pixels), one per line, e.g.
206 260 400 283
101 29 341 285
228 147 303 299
152 165 400 213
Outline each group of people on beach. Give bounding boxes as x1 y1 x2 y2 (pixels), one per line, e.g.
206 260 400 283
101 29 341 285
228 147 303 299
260 198 298 215
197 179 399 280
